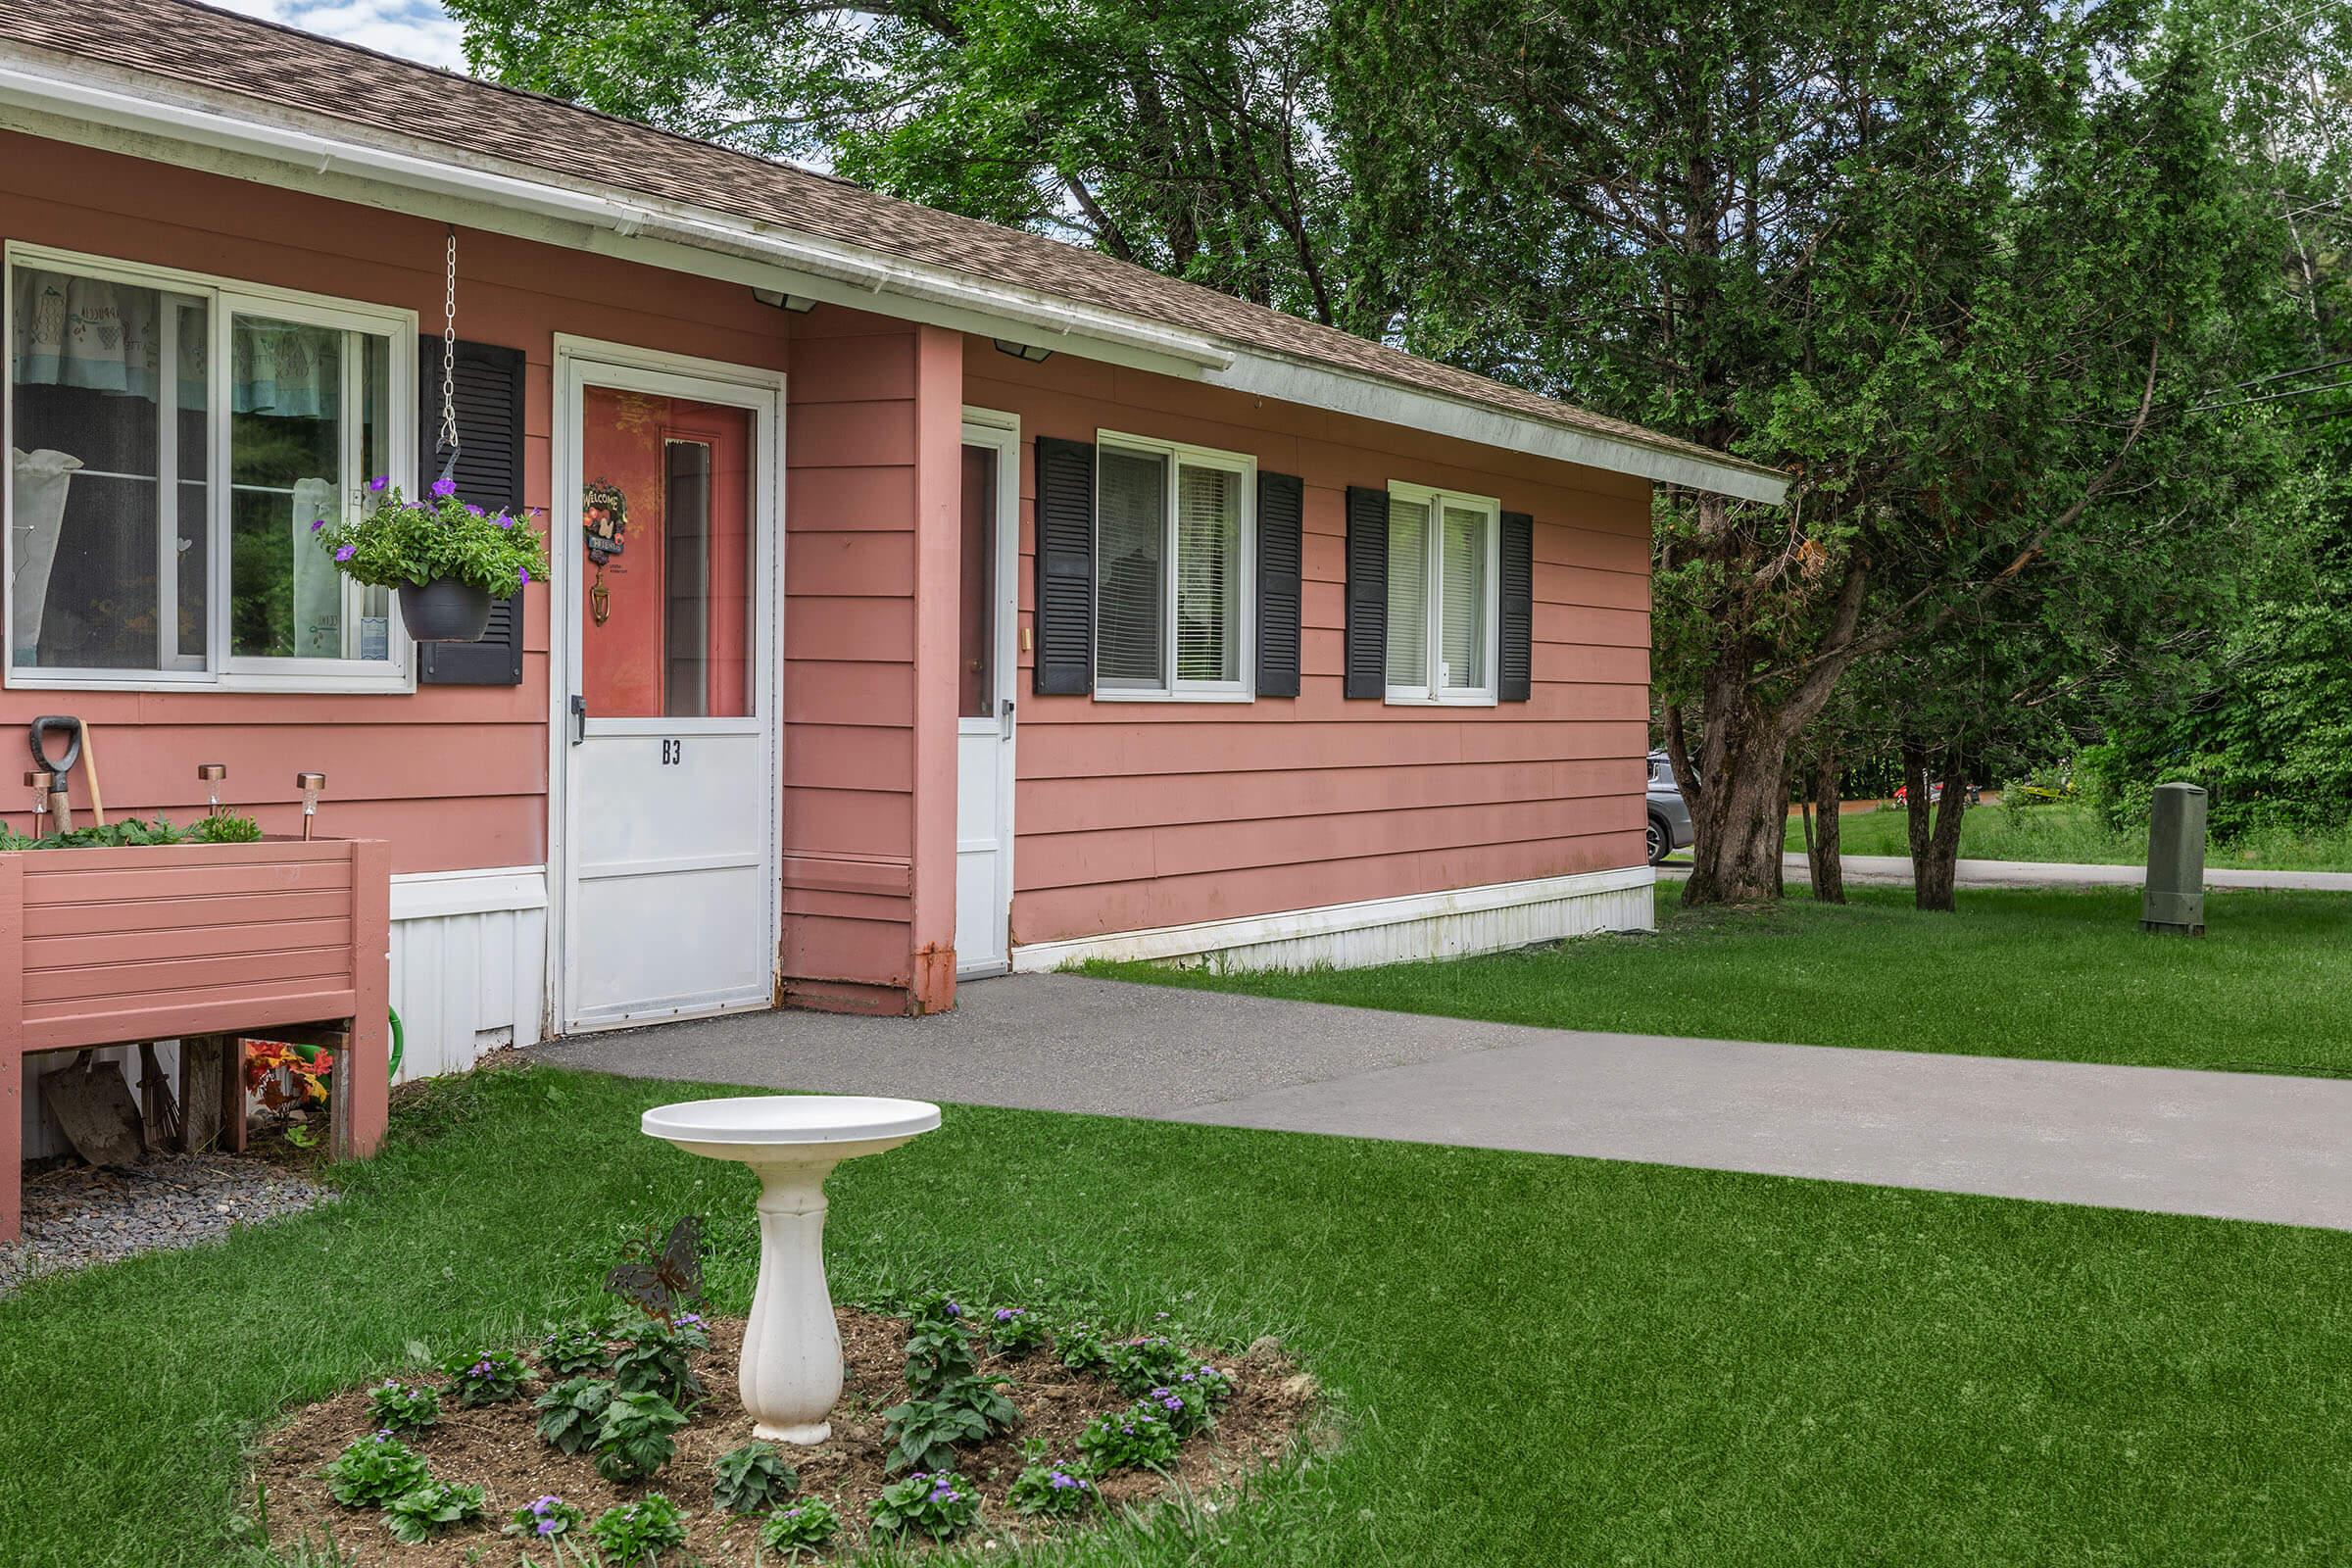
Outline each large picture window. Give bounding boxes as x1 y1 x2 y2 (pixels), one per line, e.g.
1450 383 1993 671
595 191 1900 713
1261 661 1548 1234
1094 431 1252 699
1386 481 1498 704
7 247 413 688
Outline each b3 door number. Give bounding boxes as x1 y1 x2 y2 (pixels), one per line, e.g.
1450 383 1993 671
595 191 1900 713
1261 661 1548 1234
660 739 685 765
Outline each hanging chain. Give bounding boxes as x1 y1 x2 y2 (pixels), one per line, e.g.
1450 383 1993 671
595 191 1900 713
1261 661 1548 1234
437 227 461 466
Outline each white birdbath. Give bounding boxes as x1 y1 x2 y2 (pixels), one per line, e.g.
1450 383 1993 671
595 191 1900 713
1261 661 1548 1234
641 1095 940 1445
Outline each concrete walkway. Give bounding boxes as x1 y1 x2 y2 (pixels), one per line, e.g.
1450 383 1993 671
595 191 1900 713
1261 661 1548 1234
1775 853 2352 891
539 975 2352 1231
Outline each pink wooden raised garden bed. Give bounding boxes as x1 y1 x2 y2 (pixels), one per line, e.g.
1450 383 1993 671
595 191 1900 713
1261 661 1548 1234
0 836 391 1242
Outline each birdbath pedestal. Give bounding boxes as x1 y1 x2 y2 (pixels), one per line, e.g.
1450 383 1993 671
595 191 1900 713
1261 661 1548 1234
640 1095 940 1444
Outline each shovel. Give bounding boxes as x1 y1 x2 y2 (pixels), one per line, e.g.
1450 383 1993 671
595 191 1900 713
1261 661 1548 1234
41 1051 145 1168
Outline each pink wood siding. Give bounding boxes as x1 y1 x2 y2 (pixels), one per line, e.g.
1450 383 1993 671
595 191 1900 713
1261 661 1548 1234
965 343 1652 946
779 317 960 1009
2 134 950 1007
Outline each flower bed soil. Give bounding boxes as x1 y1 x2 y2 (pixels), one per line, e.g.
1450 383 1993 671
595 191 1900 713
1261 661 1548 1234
258 1311 1313 1562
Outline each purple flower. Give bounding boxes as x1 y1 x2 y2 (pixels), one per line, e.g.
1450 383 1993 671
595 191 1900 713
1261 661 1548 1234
498 514 515 529
430 477 458 498
518 565 531 586
333 545 356 562
309 517 326 533
677 1313 703 1327
536 1520 558 1537
367 474 390 492
942 1300 962 1318
995 1307 1019 1323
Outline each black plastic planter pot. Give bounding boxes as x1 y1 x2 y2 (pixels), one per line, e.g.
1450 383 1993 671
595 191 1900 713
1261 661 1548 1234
398 578 494 642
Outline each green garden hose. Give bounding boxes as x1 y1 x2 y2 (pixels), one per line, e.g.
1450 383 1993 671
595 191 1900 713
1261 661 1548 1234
283 1007 404 1082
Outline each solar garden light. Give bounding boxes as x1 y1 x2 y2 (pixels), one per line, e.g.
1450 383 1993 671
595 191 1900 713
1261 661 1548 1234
196 761 227 818
295 771 326 840
24 769 49 831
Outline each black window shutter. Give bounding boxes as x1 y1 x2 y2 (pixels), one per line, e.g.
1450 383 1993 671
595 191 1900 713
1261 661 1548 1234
416 336 527 686
1255 470 1302 698
1499 510 1534 702
1343 485 1388 699
1033 436 1095 696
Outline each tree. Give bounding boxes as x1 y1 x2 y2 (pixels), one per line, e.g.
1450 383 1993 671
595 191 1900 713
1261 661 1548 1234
1336 0 2283 904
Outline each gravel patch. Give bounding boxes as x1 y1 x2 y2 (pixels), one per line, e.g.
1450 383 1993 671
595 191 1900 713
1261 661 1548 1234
0 1152 327 1295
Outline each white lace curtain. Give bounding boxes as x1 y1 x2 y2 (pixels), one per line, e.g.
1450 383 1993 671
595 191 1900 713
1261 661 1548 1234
11 270 338 416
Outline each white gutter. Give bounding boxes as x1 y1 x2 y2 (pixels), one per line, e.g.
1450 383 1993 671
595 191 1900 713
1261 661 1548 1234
0 45 1788 505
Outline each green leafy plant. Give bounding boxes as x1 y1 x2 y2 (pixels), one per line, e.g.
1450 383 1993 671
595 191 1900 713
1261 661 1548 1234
587 1494 690 1562
757 1495 839 1553
532 1376 613 1455
1006 1439 1096 1516
439 1347 528 1406
903 1298 978 1395
1076 1401 1182 1473
381 1481 483 1544
594 1389 690 1483
316 477 549 598
1106 1335 1196 1396
504 1494 587 1542
363 1380 440 1434
987 1305 1048 1353
1143 1362 1235 1438
711 1441 797 1514
537 1318 613 1376
189 812 263 843
1057 1323 1111 1374
318 1434 430 1507
867 1469 981 1542
880 1375 1018 1474
612 1315 707 1406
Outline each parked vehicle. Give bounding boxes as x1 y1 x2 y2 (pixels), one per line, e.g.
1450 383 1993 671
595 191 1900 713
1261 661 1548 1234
1891 782 1984 808
1646 751 1694 866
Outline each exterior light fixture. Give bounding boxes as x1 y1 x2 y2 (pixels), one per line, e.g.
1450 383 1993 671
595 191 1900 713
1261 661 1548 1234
994 339 1054 363
752 288 818 314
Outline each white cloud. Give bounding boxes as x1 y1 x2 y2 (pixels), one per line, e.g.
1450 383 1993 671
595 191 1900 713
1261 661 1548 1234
205 0 469 73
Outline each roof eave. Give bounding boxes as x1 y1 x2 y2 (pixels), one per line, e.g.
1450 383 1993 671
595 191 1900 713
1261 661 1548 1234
0 43 1787 505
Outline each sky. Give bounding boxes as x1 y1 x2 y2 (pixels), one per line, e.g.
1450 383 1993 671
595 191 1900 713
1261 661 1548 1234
208 0 467 72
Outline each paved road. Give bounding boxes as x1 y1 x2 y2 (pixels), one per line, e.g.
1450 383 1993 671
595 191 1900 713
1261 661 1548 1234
1653 854 2352 891
540 975 2352 1231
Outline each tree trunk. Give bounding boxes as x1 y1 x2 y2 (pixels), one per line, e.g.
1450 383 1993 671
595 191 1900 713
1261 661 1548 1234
1909 747 1966 906
1680 717 1794 905
1806 745 1845 904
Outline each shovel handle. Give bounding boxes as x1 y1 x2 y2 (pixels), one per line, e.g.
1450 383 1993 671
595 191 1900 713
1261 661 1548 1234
27 714 80 778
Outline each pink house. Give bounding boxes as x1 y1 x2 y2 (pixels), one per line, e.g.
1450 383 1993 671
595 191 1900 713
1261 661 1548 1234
0 0 1784 1108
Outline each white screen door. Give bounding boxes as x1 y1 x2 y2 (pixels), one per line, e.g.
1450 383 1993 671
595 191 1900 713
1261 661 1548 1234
558 350 782 1030
956 415 1019 976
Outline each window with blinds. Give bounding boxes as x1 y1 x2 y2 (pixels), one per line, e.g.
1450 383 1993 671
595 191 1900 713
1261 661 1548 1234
1094 433 1253 697
1385 482 1498 703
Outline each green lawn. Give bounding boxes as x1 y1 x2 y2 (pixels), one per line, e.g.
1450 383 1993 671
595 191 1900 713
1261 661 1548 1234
1096 885 2352 1076
3 1063 2347 1567
1781 801 2352 870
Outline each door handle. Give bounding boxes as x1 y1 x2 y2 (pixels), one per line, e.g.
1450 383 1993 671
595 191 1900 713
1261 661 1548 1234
999 697 1015 741
569 694 587 747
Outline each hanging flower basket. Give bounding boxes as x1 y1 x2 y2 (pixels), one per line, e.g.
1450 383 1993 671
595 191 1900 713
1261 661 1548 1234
315 476 549 644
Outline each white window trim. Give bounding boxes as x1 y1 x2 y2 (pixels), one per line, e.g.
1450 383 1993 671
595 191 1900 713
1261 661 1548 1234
1385 479 1502 708
1092 427 1255 702
4 241 418 695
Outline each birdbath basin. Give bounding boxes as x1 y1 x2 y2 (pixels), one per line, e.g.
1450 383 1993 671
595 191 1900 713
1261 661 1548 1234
641 1094 940 1444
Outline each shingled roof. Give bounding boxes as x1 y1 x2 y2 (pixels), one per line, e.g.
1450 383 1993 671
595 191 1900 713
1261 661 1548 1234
0 0 1783 495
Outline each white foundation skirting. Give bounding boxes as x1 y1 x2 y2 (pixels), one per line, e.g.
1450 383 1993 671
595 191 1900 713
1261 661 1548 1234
1009 864 1657 973
388 866 550 1083
20 865 551 1155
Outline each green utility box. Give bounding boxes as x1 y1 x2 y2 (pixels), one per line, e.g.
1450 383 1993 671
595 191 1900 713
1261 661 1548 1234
2140 781 2207 937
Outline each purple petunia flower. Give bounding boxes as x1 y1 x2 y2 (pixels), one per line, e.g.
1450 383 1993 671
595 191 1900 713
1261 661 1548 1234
367 474 390 492
310 517 326 532
430 477 458 498
333 545 356 562
498 514 515 529
518 565 531 585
